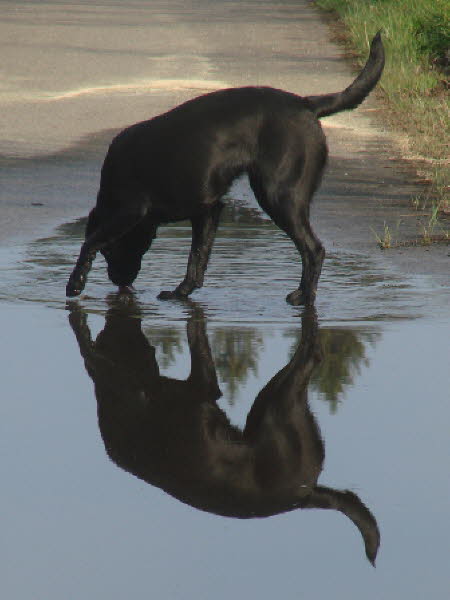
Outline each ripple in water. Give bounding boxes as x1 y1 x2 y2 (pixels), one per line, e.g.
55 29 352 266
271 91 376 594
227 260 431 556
0 214 438 324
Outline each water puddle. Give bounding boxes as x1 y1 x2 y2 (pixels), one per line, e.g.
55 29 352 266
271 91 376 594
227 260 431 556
1 202 449 599
0 200 443 323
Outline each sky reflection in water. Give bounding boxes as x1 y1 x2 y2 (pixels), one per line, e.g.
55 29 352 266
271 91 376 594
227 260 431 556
1 205 449 599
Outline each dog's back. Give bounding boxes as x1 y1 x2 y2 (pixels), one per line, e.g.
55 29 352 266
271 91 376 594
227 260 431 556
100 86 326 212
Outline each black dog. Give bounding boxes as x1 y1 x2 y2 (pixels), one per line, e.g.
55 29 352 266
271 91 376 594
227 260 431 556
67 33 384 304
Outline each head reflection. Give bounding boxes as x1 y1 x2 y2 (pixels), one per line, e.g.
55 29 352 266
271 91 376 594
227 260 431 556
68 302 379 565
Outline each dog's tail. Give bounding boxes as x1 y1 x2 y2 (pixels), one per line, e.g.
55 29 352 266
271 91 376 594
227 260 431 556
306 32 385 119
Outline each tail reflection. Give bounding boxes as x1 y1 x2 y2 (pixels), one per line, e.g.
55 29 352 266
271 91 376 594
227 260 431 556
68 304 379 564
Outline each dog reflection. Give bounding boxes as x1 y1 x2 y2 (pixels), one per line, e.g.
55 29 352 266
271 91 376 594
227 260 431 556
68 305 379 564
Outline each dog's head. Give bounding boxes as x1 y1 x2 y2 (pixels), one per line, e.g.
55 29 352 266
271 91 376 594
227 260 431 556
101 242 142 287
85 203 155 288
101 222 154 288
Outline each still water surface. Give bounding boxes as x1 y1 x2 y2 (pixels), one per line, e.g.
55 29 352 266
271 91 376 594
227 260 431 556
1 202 449 599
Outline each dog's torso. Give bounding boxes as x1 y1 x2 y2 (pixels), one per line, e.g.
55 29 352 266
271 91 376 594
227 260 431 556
99 86 326 222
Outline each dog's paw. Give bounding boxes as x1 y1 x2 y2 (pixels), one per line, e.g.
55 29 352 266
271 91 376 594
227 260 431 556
66 270 87 297
286 290 313 306
66 281 82 297
158 290 178 300
158 289 189 301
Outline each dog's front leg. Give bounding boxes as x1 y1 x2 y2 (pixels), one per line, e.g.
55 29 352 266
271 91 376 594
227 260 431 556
158 202 224 300
66 211 146 297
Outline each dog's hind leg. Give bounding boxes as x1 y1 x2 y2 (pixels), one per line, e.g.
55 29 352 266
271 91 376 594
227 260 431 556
260 201 324 306
66 205 148 297
250 175 325 307
158 201 224 300
284 212 325 306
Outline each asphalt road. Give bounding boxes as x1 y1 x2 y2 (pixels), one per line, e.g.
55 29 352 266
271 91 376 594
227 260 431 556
1 0 448 281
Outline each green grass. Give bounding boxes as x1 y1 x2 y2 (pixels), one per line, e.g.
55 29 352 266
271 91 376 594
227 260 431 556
371 222 392 249
314 0 449 209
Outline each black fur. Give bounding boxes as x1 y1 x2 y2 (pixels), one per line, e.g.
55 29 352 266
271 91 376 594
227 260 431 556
66 33 384 304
